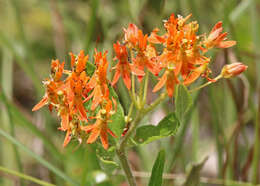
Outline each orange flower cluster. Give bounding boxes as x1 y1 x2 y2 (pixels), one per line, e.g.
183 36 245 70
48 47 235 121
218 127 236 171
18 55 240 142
33 13 246 149
32 50 117 149
112 14 237 97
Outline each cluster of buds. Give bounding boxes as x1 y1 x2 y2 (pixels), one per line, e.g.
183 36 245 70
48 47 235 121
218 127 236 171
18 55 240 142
33 13 247 149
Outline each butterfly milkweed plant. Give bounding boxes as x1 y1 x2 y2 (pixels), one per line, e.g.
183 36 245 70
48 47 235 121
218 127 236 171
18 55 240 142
32 14 247 186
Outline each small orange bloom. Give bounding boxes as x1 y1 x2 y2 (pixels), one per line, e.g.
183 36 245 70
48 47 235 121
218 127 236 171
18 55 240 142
124 23 139 48
112 42 145 89
153 70 179 97
85 50 110 110
205 21 236 49
82 99 117 149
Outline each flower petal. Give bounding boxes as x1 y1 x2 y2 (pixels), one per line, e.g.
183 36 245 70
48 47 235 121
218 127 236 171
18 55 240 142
32 96 48 111
152 72 168 93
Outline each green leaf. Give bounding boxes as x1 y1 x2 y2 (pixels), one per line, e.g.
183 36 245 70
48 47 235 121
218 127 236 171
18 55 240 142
183 157 208 186
109 86 125 138
133 112 180 145
86 61 96 76
148 149 165 186
175 84 192 121
96 143 119 172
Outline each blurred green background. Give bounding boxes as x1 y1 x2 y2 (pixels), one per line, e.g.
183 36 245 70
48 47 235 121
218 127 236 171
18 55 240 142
0 0 259 185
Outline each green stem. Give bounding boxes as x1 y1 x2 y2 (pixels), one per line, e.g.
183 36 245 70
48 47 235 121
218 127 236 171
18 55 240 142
0 166 56 186
189 75 222 92
128 90 138 109
132 73 136 101
138 76 145 109
142 71 149 107
116 149 137 186
117 92 168 185
126 103 134 122
143 92 167 114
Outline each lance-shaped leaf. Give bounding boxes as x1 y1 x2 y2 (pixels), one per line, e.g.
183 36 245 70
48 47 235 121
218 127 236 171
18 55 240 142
132 112 180 145
175 84 192 121
109 86 125 138
183 157 208 186
96 142 119 172
148 149 165 186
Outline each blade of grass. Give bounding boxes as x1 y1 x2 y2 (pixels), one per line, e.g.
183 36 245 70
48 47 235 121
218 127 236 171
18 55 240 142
191 108 199 162
229 0 253 23
166 91 199 172
0 91 62 161
1 47 25 186
0 128 79 186
208 86 226 178
0 165 56 186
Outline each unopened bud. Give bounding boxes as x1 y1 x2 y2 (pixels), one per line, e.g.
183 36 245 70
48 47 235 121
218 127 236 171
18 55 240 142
221 63 247 78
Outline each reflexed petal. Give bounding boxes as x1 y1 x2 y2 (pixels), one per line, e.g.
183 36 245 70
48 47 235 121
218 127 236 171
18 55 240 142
183 71 201 85
87 127 101 144
76 98 88 121
100 127 108 149
111 68 121 86
152 72 168 93
91 86 102 110
32 96 48 111
63 130 72 147
108 129 117 138
129 64 145 76
218 40 236 48
60 112 69 131
82 125 95 133
122 69 131 90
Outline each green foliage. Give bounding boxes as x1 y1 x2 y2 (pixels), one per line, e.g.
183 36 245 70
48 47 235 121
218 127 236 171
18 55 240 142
175 84 193 121
96 143 119 172
86 61 96 76
183 157 208 186
148 149 166 186
109 86 125 138
132 112 180 145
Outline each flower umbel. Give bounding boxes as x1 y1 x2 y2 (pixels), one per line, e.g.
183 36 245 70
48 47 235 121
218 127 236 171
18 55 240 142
33 13 247 151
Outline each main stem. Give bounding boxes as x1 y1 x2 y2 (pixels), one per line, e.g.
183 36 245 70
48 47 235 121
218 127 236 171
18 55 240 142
116 149 137 186
116 90 167 186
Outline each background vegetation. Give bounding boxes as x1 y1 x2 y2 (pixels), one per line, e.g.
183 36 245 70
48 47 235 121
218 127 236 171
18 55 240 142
0 0 259 185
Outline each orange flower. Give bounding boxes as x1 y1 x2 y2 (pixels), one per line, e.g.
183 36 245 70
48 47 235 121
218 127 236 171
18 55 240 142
51 59 64 81
150 14 220 96
133 44 161 79
153 70 179 97
205 21 236 49
112 42 145 89
124 23 139 48
82 99 117 149
85 50 110 110
67 72 89 121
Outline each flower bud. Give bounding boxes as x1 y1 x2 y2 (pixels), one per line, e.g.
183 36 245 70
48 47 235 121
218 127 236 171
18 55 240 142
221 63 247 78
